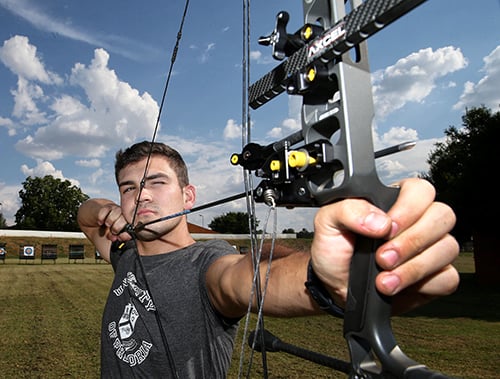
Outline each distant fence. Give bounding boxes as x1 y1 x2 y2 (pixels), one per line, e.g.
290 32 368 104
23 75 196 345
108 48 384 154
0 229 297 262
0 230 296 240
0 231 93 263
0 230 87 239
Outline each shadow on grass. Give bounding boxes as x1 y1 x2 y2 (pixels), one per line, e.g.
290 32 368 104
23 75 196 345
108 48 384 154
404 273 500 321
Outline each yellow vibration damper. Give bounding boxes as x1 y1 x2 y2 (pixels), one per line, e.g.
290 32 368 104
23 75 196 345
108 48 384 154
302 25 313 41
270 160 281 171
230 154 239 165
307 67 316 82
289 151 317 168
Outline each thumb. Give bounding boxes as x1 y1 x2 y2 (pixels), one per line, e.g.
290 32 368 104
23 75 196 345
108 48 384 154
310 199 392 295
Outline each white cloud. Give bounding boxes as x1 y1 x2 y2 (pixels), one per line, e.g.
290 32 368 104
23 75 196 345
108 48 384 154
375 126 419 150
11 77 47 125
454 45 500 111
89 168 106 185
250 49 274 65
160 136 248 225
0 36 65 126
0 116 13 127
200 43 216 63
50 94 86 116
250 50 262 61
267 118 301 139
373 46 468 119
267 96 302 139
0 182 21 226
376 137 442 184
13 47 160 160
75 159 101 168
223 118 241 140
20 158 80 186
0 0 97 46
0 35 62 84
0 0 160 61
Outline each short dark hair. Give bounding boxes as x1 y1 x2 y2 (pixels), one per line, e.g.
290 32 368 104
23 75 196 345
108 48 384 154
114 141 189 187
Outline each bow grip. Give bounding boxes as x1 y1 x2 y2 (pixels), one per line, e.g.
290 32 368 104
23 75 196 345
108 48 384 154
343 184 420 378
343 185 455 378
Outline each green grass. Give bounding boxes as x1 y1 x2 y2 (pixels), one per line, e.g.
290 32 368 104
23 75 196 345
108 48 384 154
0 262 110 378
0 252 498 378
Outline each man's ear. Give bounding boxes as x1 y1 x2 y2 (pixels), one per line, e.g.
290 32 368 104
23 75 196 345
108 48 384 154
183 184 196 209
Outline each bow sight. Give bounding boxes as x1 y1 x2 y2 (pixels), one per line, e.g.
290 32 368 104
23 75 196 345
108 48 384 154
232 0 456 378
233 0 429 210
231 134 415 208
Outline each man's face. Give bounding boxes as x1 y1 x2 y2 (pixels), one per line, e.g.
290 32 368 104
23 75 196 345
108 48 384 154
117 156 194 240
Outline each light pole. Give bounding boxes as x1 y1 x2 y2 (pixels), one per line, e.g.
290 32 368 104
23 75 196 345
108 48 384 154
199 214 204 228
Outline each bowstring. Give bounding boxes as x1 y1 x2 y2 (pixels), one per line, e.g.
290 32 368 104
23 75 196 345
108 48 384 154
125 1 191 378
130 0 190 228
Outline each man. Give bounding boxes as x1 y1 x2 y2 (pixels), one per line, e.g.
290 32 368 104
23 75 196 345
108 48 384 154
77 141 459 378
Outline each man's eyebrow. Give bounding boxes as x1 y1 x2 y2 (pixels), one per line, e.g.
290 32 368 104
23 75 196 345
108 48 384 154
118 172 169 188
145 172 169 181
118 179 135 188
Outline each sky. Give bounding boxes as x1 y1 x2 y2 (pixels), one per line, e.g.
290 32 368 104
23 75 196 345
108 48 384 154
0 0 499 233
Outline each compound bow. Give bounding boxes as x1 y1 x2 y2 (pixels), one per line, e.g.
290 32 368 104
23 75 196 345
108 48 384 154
130 0 459 377
231 0 458 378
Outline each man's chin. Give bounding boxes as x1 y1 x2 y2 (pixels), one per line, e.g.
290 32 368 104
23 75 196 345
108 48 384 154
135 227 161 241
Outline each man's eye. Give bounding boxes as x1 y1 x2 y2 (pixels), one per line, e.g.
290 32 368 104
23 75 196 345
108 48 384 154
123 186 135 194
150 180 166 186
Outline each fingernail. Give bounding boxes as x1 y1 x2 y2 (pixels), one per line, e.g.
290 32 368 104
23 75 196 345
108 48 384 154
389 221 399 238
380 249 399 268
364 212 389 232
381 274 401 294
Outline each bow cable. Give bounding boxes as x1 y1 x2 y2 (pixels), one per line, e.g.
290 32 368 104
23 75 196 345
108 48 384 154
236 0 280 377
238 0 268 376
239 202 278 379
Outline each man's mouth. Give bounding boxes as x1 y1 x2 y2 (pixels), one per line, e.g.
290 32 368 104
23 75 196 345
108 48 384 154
136 208 156 217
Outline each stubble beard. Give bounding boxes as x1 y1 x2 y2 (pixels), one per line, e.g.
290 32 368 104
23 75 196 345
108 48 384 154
134 218 178 242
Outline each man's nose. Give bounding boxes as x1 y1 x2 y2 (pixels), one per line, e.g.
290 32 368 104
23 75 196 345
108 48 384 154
136 187 152 203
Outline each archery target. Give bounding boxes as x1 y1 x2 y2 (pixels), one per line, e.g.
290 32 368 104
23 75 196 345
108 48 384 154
23 246 35 256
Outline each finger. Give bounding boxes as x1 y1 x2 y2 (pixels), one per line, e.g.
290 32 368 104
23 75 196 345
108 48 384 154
106 225 131 242
116 230 133 242
314 198 393 238
312 199 393 297
387 178 436 238
109 220 129 237
117 224 134 240
391 264 459 315
99 205 128 236
376 233 459 295
377 201 456 270
105 206 123 227
97 206 113 227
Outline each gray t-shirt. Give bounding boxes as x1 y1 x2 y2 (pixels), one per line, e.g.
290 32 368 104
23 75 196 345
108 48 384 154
101 239 240 378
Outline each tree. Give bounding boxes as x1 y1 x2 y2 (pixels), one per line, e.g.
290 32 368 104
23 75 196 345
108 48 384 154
0 212 7 229
296 228 314 239
423 106 500 284
15 176 89 232
208 212 259 234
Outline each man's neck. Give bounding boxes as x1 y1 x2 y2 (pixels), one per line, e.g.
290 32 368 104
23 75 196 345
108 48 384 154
135 227 196 256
